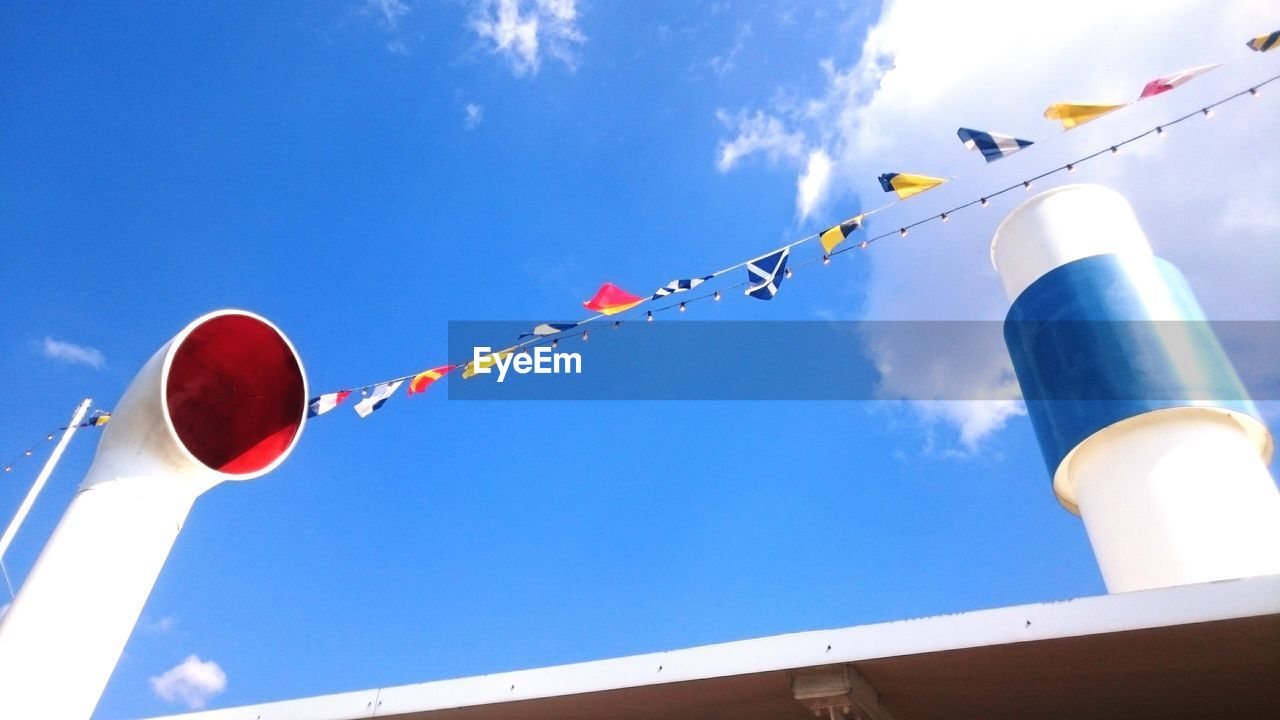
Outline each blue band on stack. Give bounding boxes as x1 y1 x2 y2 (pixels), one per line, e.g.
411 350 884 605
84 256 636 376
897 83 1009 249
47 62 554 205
1003 253 1260 481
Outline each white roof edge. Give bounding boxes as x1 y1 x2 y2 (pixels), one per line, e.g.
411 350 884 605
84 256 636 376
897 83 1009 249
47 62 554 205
143 574 1280 720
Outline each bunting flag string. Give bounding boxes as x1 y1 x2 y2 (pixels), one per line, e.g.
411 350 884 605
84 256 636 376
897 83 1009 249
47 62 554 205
302 32 1279 419
475 70 1280 357
1044 61 1225 130
822 76 1277 258
2 411 111 475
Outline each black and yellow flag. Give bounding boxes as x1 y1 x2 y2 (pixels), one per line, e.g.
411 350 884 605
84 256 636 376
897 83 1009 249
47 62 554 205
1247 30 1279 52
878 173 945 200
819 215 865 254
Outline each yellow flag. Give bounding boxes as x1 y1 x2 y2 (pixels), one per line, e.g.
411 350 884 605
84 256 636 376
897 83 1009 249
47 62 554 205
1043 102 1126 129
462 347 516 379
819 214 865 254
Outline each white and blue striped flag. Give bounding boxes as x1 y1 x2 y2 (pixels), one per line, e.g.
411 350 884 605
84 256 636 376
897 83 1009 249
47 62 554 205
957 127 1033 163
519 322 576 339
652 275 712 300
354 380 404 418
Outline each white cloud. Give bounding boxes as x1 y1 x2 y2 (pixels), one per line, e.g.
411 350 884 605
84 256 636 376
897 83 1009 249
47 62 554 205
464 102 485 128
717 0 1280 446
796 149 833 219
361 0 412 54
710 23 753 77
41 337 104 369
143 616 177 633
150 655 226 710
472 0 584 77
715 109 807 172
367 0 409 31
863 321 1025 451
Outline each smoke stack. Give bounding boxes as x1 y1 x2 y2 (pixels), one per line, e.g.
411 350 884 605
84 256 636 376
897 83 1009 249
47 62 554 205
0 310 306 719
991 184 1280 593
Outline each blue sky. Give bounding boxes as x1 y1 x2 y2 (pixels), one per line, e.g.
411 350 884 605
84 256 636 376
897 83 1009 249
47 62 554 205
2 1 1279 717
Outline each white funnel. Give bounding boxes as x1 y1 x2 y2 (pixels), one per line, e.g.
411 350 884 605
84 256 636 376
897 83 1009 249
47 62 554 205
0 310 307 719
992 185 1280 593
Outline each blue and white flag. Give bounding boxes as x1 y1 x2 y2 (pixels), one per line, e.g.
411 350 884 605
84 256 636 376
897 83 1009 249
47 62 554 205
354 380 404 418
308 390 351 418
745 247 789 300
519 322 576 339
652 275 712 300
957 127 1033 163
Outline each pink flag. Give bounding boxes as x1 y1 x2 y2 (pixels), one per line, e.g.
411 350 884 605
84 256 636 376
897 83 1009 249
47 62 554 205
1139 64 1220 99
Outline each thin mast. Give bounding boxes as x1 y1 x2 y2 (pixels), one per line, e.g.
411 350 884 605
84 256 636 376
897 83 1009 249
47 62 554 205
0 398 93 566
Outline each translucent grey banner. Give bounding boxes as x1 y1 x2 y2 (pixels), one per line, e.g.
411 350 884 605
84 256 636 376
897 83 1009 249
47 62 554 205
445 321 1280 401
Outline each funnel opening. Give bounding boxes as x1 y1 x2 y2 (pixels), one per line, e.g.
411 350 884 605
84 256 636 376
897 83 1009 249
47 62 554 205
165 314 305 476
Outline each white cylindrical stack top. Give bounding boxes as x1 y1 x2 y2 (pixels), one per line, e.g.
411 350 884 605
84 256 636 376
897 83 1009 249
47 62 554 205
991 184 1153 302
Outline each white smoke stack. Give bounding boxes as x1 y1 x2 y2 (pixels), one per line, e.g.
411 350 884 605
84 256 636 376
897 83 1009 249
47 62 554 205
0 310 307 719
991 185 1280 593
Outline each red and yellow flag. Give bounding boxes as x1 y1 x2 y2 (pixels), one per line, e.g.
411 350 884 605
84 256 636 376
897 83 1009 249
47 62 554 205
583 282 644 315
408 365 456 395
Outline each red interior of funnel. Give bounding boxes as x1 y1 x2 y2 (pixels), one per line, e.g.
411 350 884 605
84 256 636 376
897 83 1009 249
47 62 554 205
166 314 305 475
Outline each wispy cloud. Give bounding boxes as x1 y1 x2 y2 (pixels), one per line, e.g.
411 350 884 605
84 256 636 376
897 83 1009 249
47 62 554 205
366 0 410 30
796 149 833 219
41 337 104 369
471 0 585 77
361 0 412 54
464 102 484 128
142 616 177 633
714 109 807 173
150 655 226 710
710 23 753 77
863 322 1025 451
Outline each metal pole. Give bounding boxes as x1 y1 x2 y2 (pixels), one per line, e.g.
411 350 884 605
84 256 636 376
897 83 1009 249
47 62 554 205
0 398 92 565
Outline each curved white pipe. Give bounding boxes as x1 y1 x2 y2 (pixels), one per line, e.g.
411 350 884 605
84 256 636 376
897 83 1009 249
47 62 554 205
0 310 307 720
